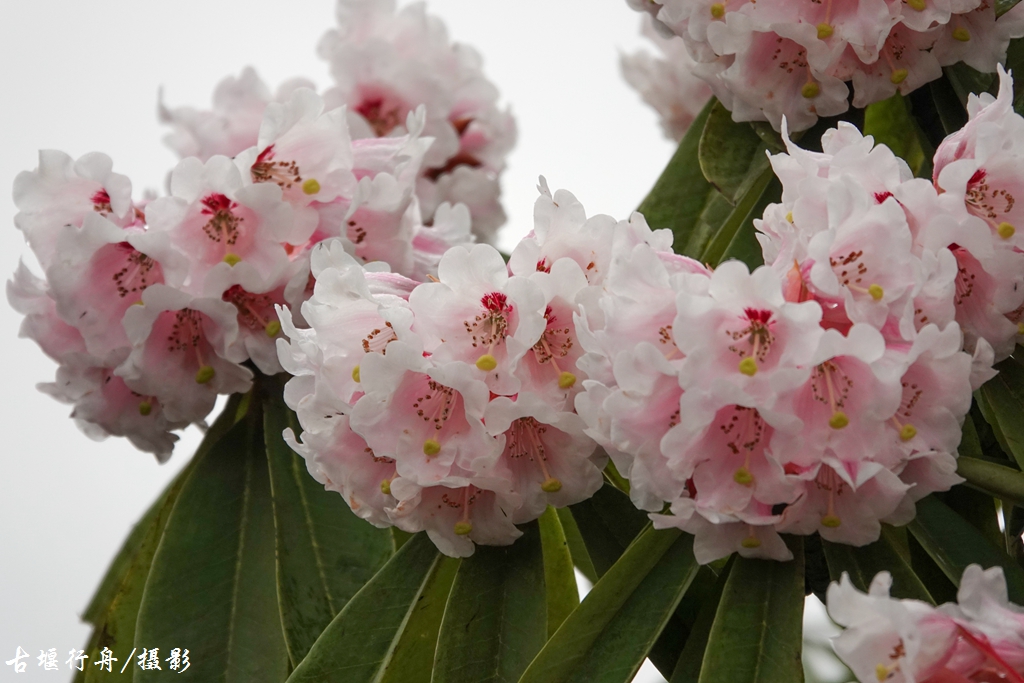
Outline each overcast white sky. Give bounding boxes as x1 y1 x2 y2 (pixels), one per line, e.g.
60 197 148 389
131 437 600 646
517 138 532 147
0 1 677 681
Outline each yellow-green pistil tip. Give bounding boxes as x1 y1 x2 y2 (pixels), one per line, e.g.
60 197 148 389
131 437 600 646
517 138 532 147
302 178 321 195
741 536 761 549
998 221 1015 239
1018 322 1024 336
952 26 971 42
876 664 890 682
195 365 216 384
558 371 577 389
817 22 833 39
138 401 153 417
380 479 391 495
423 438 441 456
821 514 842 528
264 320 281 338
907 0 926 10
352 365 361 383
869 284 884 301
739 357 758 376
801 81 821 99
476 353 497 371
830 411 849 429
454 521 473 536
733 466 754 486
541 477 563 493
223 253 241 266
900 423 917 441
891 69 909 84
710 2 725 18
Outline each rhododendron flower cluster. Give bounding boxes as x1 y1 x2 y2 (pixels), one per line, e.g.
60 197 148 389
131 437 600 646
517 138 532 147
627 0 1024 131
621 15 714 141
162 0 515 244
573 74 1024 561
10 88 472 461
828 565 1024 682
276 179 669 556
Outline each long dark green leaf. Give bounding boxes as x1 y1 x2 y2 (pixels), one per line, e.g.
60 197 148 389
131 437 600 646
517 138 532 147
432 522 546 683
648 566 719 678
668 559 732 683
864 93 927 175
567 483 649 578
700 165 775 268
822 526 933 602
698 538 806 683
377 557 459 683
908 495 1024 603
81 465 193 682
539 507 580 637
557 534 700 683
264 390 393 665
716 177 780 269
957 456 1024 506
998 0 1022 16
557 507 597 583
287 533 442 682
133 409 288 683
698 101 768 203
680 191 734 259
637 98 716 255
517 527 682 683
82 392 245 625
978 357 1024 469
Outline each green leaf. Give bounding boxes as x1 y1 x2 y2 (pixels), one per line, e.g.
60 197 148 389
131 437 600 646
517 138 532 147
556 507 598 584
539 507 580 637
957 456 1024 507
698 101 769 204
82 463 194 682
822 526 933 602
929 77 969 135
558 533 700 683
287 534 442 683
648 566 720 678
567 483 649 578
83 392 245 625
668 559 732 683
264 390 393 665
909 495 1024 603
998 0 1022 16
716 177 781 269
133 408 289 683
863 93 927 176
377 557 459 683
700 165 776 268
637 98 716 255
1005 38 1024 115
978 357 1024 469
680 191 734 259
432 522 547 683
517 527 686 683
698 538 806 683
945 64 996 105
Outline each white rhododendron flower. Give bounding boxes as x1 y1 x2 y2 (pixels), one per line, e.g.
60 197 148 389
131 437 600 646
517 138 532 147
628 0 1024 131
828 565 1024 682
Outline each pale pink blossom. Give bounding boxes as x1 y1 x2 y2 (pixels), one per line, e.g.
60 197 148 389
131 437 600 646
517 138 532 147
119 284 253 424
160 67 316 162
622 15 714 141
13 150 135 269
408 244 546 396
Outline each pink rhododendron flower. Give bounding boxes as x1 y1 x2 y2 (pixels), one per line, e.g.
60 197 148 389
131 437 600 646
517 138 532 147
828 566 1024 682
628 0 1024 131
